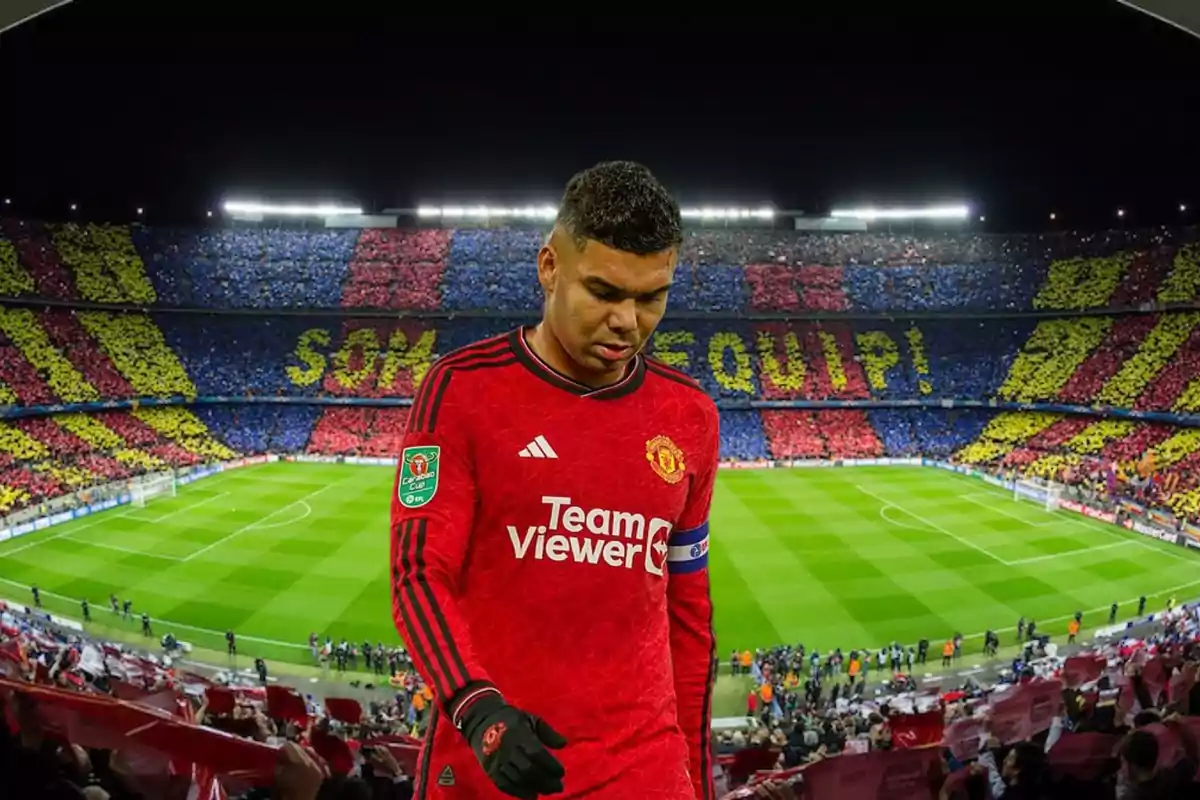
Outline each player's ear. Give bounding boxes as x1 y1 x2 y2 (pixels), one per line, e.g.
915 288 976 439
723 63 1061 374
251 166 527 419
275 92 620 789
536 239 559 295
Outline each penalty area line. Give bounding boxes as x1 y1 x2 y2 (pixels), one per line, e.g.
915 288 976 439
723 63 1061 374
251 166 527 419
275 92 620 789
855 483 1008 565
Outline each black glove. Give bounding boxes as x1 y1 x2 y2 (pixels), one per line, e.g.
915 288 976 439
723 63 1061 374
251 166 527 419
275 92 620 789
456 691 566 798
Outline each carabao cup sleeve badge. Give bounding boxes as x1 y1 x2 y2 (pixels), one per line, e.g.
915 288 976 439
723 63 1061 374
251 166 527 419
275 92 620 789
399 446 441 508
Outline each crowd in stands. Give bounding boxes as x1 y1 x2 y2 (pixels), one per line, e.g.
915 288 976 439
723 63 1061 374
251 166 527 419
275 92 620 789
0 222 1198 520
11 577 1200 796
1 598 427 798
5 222 1200 794
714 600 1200 799
1 218 1197 313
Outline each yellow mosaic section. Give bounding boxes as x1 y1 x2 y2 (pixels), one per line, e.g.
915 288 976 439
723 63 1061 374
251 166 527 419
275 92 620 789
0 307 99 402
36 462 94 488
0 381 17 405
1093 313 1200 407
1158 245 1200 304
1147 428 1200 472
1025 419 1135 477
0 238 34 295
52 224 157 304
0 485 30 514
0 420 92 509
0 421 50 460
954 411 1063 464
76 312 196 398
1174 378 1200 413
53 413 165 471
1032 254 1128 310
1022 454 1081 481
132 407 237 460
996 317 1113 402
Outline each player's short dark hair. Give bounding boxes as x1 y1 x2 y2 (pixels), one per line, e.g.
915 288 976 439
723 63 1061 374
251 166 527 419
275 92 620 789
556 160 682 255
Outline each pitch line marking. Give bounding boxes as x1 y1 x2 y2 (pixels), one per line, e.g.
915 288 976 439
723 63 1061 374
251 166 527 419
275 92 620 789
0 515 113 559
7 575 1200 675
245 500 312 532
58 536 186 561
959 494 1058 528
180 477 353 562
1003 540 1136 566
0 468 255 560
854 484 1007 564
878 505 937 533
122 491 232 525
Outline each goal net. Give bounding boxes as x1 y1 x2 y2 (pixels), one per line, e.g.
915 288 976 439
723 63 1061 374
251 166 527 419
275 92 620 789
130 472 177 508
1013 478 1062 512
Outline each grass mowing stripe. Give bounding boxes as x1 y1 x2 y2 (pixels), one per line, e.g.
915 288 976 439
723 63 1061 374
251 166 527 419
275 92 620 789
3 461 1200 682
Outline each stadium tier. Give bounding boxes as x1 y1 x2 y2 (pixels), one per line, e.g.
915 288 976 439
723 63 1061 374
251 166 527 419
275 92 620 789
9 219 1200 797
1 221 1200 519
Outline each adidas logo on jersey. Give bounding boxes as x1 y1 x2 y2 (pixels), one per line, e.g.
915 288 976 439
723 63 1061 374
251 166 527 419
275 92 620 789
518 435 558 459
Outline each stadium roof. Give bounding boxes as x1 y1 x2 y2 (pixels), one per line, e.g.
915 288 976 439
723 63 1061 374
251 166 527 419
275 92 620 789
1119 1 1200 39
5 2 1199 40
0 0 71 34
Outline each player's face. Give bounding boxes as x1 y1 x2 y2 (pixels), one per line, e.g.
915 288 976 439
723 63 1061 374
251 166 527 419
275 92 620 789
538 232 676 385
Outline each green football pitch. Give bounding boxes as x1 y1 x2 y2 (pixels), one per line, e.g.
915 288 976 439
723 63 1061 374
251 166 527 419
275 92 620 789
3 462 1200 698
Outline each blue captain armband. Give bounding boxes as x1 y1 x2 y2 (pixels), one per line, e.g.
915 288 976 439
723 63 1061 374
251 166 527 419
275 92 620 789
668 522 709 574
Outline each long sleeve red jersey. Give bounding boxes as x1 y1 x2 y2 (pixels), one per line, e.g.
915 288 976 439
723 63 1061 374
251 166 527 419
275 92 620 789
390 328 718 799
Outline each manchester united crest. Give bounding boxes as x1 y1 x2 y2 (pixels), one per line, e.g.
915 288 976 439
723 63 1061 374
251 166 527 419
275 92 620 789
646 435 686 484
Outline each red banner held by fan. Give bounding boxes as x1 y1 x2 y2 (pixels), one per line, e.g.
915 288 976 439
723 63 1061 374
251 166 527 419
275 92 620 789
890 709 945 750
0 676 278 785
1047 732 1120 780
988 679 1063 744
800 746 942 800
266 684 308 723
324 697 363 725
943 716 986 761
1062 655 1105 689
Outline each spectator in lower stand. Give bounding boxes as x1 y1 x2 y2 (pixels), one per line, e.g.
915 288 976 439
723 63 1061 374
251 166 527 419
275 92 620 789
978 739 1048 800
1117 729 1172 800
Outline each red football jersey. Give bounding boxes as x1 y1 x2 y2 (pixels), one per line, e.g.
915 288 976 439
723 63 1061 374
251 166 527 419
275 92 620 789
391 328 719 799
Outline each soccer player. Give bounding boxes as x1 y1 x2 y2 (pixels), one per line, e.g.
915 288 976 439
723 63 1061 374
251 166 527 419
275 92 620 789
141 612 152 637
81 599 90 623
391 161 718 799
30 585 39 608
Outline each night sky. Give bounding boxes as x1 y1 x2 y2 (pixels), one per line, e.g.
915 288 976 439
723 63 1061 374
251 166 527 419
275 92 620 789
2 2 1199 230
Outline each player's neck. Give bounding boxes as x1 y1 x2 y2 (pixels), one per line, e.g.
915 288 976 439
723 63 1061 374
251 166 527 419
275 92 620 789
525 323 627 390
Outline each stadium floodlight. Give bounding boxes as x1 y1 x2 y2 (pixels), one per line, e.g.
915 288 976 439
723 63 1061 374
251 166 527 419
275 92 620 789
1182 204 1189 213
416 205 558 221
979 215 986 222
69 203 77 211
1050 212 1057 221
206 210 213 218
679 206 775 221
222 201 363 217
2 198 9 206
829 204 970 221
1117 208 1126 218
136 207 144 216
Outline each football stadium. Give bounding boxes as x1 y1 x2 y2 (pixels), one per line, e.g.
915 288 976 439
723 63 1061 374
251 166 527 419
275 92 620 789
5 219 1200 787
6 3 1200 799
